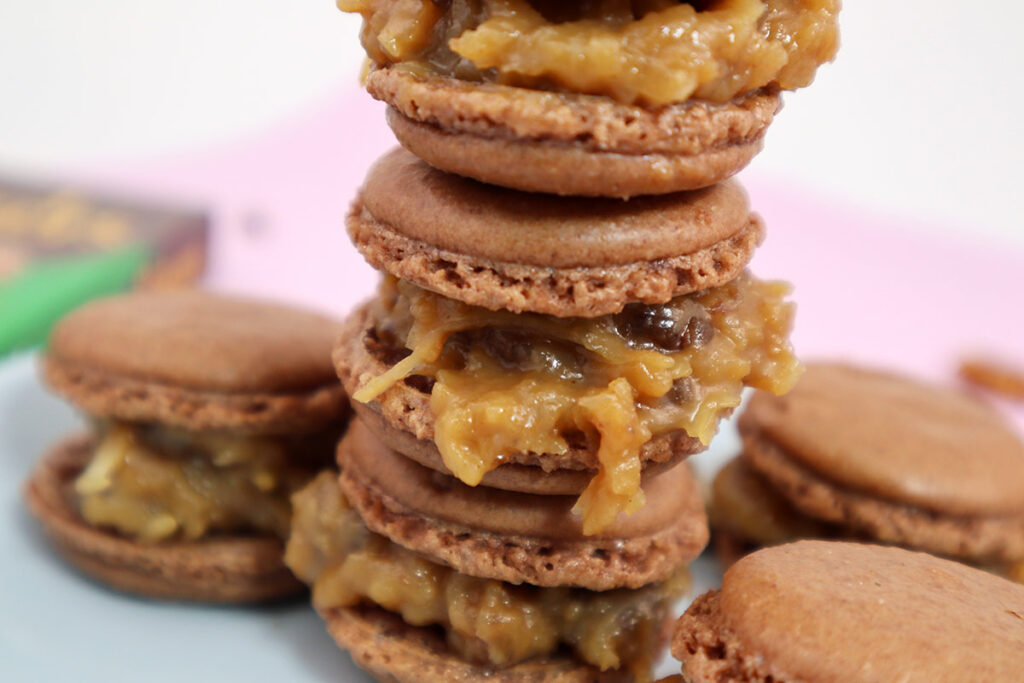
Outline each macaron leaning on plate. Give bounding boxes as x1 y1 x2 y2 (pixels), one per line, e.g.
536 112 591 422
708 362 1024 582
24 290 349 602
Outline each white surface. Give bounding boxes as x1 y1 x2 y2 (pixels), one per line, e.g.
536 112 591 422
1 1 1022 249
0 0 362 171
749 1 1024 250
0 352 733 681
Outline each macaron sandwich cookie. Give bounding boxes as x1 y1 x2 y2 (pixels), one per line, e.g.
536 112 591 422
285 419 709 680
340 0 840 197
673 541 1024 682
709 362 1024 582
24 291 349 602
337 147 802 537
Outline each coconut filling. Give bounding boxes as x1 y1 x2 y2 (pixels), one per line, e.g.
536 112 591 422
710 457 1024 584
74 421 331 543
354 272 800 535
340 0 840 105
286 471 688 678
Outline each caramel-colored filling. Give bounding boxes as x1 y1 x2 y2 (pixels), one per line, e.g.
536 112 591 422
354 272 800 535
340 0 839 105
710 458 1024 586
285 472 686 677
75 422 328 542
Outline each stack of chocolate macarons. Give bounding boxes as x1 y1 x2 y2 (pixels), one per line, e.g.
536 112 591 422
286 2 841 680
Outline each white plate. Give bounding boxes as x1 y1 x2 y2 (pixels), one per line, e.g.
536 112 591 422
0 351 734 682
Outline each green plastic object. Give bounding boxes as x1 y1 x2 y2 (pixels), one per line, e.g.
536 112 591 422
0 246 149 356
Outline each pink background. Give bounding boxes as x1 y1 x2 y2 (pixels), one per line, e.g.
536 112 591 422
79 87 1024 429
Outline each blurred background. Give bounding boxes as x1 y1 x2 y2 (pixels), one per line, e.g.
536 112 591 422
2 0 1022 375
3 1 1022 245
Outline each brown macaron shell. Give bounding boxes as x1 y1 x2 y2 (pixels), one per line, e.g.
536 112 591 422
45 290 348 433
368 68 780 198
738 363 1024 562
23 436 303 603
335 303 710 474
323 605 634 683
350 396 690 496
350 148 763 318
740 428 1024 563
707 456 835 568
746 363 1024 516
337 419 708 591
673 541 1024 682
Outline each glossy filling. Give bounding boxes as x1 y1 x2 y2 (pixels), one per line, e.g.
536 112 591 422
74 422 330 542
286 472 686 677
340 0 839 105
354 272 800 534
710 457 1024 584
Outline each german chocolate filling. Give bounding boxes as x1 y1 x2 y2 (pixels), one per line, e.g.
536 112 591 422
340 0 839 105
354 272 800 535
286 472 686 678
74 422 331 542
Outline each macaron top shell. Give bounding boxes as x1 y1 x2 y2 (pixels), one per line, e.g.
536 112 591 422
337 418 708 590
350 148 763 317
49 290 340 393
342 418 706 544
46 290 347 432
359 148 751 269
744 363 1024 517
696 541 1024 682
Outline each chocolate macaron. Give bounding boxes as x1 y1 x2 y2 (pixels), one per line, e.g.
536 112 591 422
25 290 349 602
709 362 1024 581
673 541 1024 682
337 148 802 534
348 147 763 318
285 419 708 680
341 0 840 197
336 419 707 590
